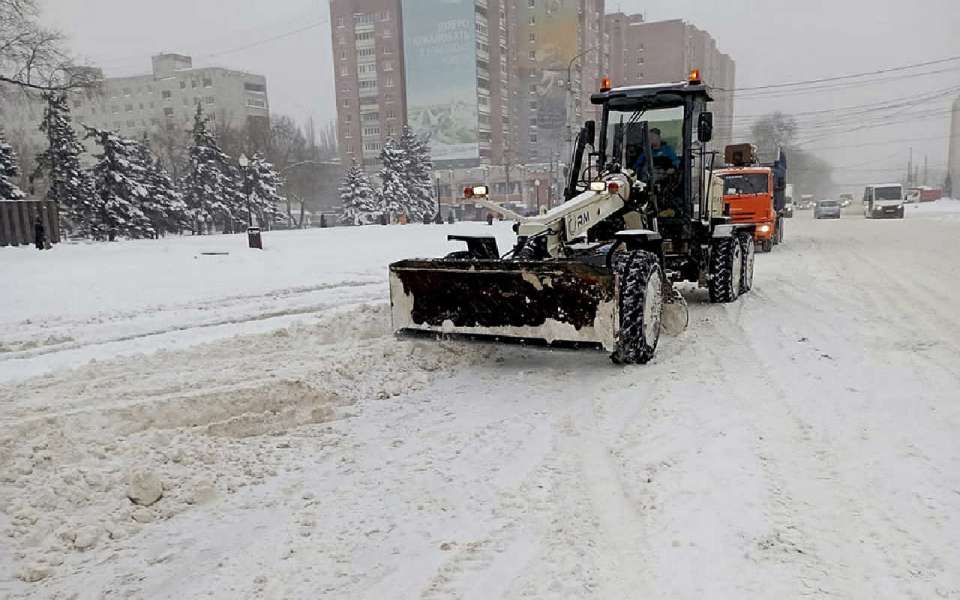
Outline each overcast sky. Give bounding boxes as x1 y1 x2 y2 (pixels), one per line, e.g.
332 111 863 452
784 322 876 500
42 0 960 188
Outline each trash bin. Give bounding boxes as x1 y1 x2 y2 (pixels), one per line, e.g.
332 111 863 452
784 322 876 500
247 227 263 250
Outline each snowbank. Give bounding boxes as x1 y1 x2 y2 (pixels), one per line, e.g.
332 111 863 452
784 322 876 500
0 223 516 382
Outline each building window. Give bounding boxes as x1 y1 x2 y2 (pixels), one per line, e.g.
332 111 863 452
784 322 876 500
179 81 186 89
529 50 536 60
529 16 535 25
191 80 198 88
126 120 135 127
363 126 380 136
247 98 267 108
384 77 394 88
530 134 538 143
162 90 171 99
205 96 215 104
383 61 393 71
163 107 174 117
203 78 213 87
244 82 266 93
336 15 344 27
343 99 350 108
529 33 535 42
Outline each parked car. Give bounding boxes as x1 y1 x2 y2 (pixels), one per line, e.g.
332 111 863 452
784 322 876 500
814 199 842 219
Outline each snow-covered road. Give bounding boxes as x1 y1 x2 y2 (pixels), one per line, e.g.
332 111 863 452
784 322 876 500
2 203 959 599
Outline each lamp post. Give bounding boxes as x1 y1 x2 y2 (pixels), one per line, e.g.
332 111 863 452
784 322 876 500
566 47 600 144
435 175 443 223
238 153 252 228
534 178 542 215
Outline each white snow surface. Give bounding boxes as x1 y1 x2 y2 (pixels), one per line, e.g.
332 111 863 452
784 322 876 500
2 203 960 599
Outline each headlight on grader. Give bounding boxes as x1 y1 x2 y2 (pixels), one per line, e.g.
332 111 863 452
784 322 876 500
590 181 606 192
472 186 488 197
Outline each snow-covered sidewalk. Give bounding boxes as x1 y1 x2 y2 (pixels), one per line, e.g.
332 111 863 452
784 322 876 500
2 207 960 599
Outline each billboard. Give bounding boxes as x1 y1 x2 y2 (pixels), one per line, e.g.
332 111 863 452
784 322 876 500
519 0 579 154
402 0 479 162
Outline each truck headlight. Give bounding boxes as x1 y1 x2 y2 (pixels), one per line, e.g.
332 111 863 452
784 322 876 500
759 224 771 233
589 181 606 192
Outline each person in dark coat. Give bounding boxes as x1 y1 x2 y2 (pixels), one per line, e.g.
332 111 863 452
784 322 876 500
33 216 46 251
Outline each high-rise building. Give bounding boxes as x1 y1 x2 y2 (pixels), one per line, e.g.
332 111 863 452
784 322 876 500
401 0 515 168
604 15 735 147
71 53 270 143
329 0 406 166
512 0 605 165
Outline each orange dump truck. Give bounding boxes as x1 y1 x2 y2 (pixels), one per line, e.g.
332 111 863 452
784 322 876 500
714 144 787 253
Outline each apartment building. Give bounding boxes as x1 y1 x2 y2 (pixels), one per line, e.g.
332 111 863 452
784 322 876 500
605 15 736 146
329 0 406 166
72 53 270 142
512 0 606 164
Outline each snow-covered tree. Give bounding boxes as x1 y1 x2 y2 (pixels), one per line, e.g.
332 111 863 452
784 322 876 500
240 153 284 229
135 137 188 237
84 126 156 240
183 104 242 234
0 130 26 200
338 162 378 224
378 138 409 221
34 93 96 234
398 126 435 222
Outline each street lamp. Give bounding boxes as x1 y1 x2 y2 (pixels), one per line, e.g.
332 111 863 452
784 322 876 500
238 153 252 228
534 178 542 215
566 47 600 143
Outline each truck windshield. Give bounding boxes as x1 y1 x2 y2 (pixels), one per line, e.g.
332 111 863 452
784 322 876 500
875 186 902 201
607 106 684 172
721 173 767 196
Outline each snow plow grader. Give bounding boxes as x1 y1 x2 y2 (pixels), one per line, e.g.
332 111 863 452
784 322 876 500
389 72 756 364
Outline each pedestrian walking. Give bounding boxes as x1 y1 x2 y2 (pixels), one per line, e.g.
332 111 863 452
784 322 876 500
33 216 46 251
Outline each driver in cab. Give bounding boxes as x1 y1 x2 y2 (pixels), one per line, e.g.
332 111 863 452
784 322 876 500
632 127 679 173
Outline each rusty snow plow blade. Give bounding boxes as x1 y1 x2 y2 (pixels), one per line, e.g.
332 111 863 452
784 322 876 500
388 259 618 351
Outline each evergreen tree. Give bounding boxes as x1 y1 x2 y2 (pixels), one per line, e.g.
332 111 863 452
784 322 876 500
135 136 188 237
398 126 435 221
34 93 96 235
378 138 410 221
84 126 156 240
0 130 26 200
945 174 953 199
241 154 284 229
338 162 378 224
184 104 242 234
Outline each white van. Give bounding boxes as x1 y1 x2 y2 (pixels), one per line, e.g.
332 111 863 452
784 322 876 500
863 183 905 219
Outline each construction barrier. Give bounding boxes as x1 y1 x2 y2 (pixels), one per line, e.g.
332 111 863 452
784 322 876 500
0 201 61 247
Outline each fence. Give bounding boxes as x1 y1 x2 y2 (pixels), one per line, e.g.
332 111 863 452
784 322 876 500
0 201 61 247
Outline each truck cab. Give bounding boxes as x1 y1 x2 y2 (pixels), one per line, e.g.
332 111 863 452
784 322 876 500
863 183 905 219
715 166 779 251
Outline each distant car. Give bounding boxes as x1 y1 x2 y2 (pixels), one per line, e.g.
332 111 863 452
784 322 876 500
814 200 842 219
783 203 794 218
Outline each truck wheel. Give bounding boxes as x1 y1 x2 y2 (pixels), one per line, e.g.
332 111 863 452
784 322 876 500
739 234 755 294
611 250 663 365
708 237 742 304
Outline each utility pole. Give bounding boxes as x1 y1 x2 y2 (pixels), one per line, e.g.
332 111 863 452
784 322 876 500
923 155 928 186
908 147 914 185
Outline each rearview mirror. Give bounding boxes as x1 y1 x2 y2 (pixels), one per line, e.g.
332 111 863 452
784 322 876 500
698 112 714 143
583 120 596 146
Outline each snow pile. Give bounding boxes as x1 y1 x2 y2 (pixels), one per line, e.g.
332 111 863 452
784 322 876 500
0 222 517 383
0 303 493 589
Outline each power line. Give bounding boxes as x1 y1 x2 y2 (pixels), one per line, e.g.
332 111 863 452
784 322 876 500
711 54 960 94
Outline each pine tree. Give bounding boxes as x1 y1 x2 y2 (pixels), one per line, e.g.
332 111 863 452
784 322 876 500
34 93 96 235
84 126 156 240
135 136 188 237
241 154 284 229
184 104 242 234
0 130 26 200
398 126 435 222
338 162 378 224
378 138 410 221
